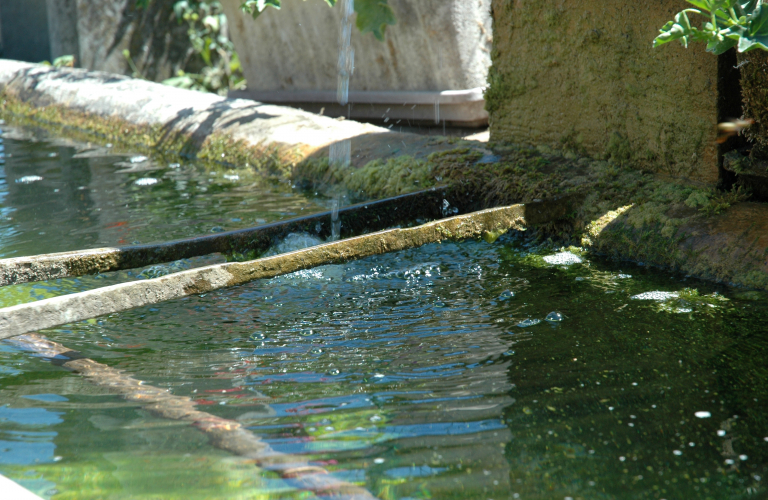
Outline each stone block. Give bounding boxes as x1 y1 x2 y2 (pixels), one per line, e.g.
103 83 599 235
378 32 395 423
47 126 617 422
487 0 726 185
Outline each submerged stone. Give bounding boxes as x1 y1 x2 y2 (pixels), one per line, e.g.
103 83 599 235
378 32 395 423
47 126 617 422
543 252 583 266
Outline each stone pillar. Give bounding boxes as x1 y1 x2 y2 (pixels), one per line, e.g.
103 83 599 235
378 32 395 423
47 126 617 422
46 0 80 62
486 0 723 186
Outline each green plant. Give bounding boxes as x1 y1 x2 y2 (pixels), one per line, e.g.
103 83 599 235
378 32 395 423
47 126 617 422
655 0 768 54
240 0 396 40
162 1 246 95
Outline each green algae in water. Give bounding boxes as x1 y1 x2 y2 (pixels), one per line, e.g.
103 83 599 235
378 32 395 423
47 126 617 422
2 232 767 499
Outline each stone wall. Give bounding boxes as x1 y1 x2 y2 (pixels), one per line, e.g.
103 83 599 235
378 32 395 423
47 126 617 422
486 0 723 185
2 0 190 82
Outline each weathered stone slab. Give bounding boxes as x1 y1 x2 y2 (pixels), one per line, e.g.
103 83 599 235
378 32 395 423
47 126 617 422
487 0 721 185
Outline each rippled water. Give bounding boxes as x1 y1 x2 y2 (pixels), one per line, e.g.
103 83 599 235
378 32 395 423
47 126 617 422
1 128 768 499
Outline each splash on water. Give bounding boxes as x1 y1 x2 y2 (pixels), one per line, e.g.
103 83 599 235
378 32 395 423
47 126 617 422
265 232 325 256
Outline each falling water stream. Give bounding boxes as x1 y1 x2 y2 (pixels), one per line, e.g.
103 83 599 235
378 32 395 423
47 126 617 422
328 0 355 242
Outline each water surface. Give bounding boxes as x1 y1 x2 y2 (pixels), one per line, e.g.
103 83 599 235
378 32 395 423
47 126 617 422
1 127 767 499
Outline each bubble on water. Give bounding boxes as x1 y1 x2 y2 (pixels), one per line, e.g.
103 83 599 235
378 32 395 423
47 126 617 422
48 152 58 158
504 350 515 356
135 177 158 186
311 347 323 354
545 311 563 322
542 252 583 266
740 454 748 461
434 301 446 308
369 415 382 422
517 319 541 327
300 330 314 337
695 411 711 419
688 442 695 447
223 174 240 181
673 450 682 456
725 459 735 465
169 163 181 168
499 290 515 300
373 458 385 464
130 155 148 163
619 456 626 462
717 430 726 437
631 291 679 301
327 368 340 376
210 226 225 233
617 274 632 279
324 426 335 431
250 332 266 341
16 175 43 184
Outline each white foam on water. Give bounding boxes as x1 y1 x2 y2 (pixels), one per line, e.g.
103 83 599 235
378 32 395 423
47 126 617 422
630 291 679 301
15 175 43 184
134 177 158 186
543 252 583 266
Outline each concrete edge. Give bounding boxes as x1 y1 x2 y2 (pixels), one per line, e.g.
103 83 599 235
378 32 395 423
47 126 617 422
0 60 403 162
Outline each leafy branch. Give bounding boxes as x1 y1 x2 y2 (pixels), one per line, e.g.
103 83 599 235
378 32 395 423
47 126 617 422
240 0 396 40
655 0 768 54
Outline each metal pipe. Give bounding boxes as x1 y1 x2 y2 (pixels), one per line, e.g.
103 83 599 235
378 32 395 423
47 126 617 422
0 204 526 339
0 188 453 287
9 333 377 499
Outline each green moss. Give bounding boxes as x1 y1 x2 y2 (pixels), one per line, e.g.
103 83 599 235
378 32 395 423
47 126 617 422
0 93 296 178
293 148 483 202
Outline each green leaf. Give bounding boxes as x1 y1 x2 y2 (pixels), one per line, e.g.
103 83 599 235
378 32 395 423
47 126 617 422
135 0 151 8
355 0 396 41
240 0 281 19
706 34 738 53
748 4 768 36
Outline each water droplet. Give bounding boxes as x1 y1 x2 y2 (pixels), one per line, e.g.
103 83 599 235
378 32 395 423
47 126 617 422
695 411 711 419
499 290 515 300
619 456 626 462
327 368 340 376
134 177 158 186
324 426 335 431
740 454 748 461
688 442 695 447
725 458 735 465
545 311 563 322
48 152 58 158
717 430 726 437
369 415 382 422
516 319 541 327
672 449 682 456
169 163 180 168
373 458 385 464
16 175 43 184
130 155 148 163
